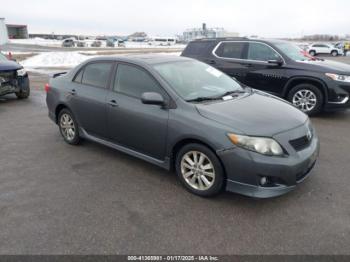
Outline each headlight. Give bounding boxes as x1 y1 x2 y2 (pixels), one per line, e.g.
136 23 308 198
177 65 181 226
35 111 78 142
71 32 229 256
228 133 284 156
17 68 26 76
325 73 350 83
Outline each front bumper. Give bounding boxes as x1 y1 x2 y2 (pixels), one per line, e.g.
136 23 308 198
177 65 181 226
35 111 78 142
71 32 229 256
0 74 29 96
325 81 350 111
217 123 320 198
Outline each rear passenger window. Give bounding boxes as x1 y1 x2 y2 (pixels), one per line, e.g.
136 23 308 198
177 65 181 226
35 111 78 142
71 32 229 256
215 42 245 59
183 41 214 56
114 64 165 98
81 62 113 88
247 43 281 61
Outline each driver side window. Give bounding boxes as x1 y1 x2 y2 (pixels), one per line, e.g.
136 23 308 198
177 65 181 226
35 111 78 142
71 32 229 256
114 64 166 99
248 43 281 62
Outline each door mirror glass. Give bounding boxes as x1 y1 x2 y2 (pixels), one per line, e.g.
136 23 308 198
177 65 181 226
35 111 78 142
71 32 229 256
141 92 165 106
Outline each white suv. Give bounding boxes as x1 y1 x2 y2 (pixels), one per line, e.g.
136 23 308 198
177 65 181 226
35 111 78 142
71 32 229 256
307 43 343 57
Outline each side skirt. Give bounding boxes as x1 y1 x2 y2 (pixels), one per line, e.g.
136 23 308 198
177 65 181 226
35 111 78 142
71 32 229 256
79 128 171 170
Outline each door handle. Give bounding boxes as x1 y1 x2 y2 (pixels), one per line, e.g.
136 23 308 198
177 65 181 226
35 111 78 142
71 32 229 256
108 100 118 107
68 89 76 95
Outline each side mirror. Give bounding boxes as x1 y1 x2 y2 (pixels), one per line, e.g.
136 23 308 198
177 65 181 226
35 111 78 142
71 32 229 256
268 59 283 66
141 92 165 106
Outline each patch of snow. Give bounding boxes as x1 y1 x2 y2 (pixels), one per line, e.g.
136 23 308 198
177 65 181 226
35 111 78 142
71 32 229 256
10 38 62 47
21 52 92 69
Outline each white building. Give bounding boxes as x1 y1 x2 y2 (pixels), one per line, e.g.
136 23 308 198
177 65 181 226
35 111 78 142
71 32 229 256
0 18 9 45
183 23 239 42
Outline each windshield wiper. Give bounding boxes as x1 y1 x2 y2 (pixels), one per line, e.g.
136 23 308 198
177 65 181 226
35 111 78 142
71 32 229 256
186 96 222 102
217 89 246 98
186 89 247 103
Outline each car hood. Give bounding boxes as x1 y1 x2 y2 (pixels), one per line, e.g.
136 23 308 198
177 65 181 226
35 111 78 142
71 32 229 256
196 92 308 136
295 59 350 74
0 60 22 71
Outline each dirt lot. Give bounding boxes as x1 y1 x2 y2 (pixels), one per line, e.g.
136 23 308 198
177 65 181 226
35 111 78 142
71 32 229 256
0 57 349 255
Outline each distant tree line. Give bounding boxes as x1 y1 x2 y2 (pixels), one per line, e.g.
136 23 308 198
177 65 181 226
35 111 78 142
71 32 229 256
301 34 350 41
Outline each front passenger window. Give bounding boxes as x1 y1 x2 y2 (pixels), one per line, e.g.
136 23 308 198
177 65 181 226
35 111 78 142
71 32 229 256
248 43 281 61
114 64 165 98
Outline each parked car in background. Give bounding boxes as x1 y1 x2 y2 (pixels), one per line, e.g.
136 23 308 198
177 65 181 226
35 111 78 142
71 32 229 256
46 55 319 198
0 52 30 99
307 43 343 57
182 38 350 115
62 38 76 48
91 40 102 47
76 41 86 47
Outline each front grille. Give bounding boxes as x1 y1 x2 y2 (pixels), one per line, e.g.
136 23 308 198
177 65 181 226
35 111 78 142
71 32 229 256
290 136 311 151
0 71 16 87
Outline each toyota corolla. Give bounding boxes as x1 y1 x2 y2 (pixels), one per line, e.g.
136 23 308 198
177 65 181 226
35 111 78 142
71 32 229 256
46 55 319 198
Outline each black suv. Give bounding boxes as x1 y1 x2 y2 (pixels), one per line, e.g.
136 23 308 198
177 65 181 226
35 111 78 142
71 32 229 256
182 38 350 115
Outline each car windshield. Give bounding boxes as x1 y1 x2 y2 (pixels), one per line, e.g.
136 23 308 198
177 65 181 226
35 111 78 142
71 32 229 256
0 53 8 61
275 42 312 61
153 60 243 101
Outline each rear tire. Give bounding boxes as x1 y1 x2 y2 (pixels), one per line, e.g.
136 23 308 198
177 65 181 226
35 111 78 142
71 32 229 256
175 143 225 197
15 85 30 99
58 108 80 145
287 84 323 116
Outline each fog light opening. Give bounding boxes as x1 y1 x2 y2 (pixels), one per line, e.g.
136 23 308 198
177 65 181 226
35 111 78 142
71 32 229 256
260 176 268 186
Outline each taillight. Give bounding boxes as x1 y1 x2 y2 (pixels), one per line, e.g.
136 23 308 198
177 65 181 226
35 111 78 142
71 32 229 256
44 83 50 92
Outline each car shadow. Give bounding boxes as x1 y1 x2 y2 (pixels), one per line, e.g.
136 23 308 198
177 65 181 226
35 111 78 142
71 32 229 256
77 138 301 208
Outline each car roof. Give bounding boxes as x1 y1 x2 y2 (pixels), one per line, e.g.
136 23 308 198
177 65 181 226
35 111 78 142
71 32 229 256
188 37 290 45
85 54 192 66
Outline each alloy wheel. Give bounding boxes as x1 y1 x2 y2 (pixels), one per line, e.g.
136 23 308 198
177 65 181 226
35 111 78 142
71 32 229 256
292 89 317 113
60 113 76 141
180 151 215 191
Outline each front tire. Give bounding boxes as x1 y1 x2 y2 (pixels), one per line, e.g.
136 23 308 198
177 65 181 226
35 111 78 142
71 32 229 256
287 84 323 115
15 85 30 99
58 109 80 145
309 50 316 56
175 143 225 197
331 50 338 57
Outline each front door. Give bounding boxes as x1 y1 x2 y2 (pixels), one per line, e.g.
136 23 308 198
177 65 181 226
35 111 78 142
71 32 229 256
107 63 169 160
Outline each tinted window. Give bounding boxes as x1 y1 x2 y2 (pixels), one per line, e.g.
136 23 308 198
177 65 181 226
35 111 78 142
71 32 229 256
215 42 245 59
114 64 164 98
248 43 281 61
183 41 215 56
81 62 113 88
313 44 328 48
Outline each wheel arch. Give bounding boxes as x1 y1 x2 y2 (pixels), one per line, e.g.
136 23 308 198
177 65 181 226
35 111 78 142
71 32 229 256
170 137 226 177
282 76 328 101
55 103 71 124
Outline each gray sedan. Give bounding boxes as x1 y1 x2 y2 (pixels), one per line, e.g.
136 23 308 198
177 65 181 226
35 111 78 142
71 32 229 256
46 55 320 198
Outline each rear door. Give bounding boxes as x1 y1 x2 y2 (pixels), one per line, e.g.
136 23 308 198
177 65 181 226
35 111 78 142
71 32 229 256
211 41 249 83
68 61 114 139
106 63 169 160
243 42 287 95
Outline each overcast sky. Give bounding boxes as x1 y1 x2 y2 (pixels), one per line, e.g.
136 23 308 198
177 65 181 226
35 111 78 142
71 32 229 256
2 0 350 37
